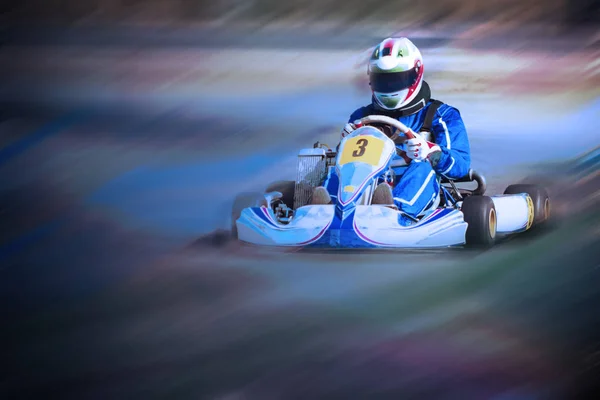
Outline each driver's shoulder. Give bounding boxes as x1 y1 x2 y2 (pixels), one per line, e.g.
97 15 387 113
434 102 463 120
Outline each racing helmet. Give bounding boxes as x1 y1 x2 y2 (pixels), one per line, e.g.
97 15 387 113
368 37 424 110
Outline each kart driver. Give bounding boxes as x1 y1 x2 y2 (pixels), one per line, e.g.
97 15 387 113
313 37 471 225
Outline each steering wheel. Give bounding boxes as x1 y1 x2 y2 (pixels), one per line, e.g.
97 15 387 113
353 115 417 143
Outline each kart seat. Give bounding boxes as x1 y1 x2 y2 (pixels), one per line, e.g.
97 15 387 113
440 169 487 196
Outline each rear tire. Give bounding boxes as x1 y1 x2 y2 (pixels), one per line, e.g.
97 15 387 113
461 195 497 247
231 192 267 239
504 184 550 226
265 180 296 209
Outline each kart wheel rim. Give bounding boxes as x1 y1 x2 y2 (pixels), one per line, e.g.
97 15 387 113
544 198 550 220
489 208 497 239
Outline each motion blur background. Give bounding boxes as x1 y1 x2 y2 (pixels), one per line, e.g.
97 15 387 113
2 0 599 26
1 0 599 398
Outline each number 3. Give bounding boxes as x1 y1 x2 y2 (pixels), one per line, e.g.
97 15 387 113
352 138 369 157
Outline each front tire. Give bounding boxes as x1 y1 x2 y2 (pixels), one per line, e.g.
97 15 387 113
503 184 550 226
461 195 497 247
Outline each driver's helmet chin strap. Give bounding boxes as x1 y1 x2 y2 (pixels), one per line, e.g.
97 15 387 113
372 81 432 117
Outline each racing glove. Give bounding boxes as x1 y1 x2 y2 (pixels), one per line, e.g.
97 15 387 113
341 122 356 138
404 132 441 162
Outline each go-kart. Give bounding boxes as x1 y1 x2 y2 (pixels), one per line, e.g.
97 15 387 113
232 115 550 248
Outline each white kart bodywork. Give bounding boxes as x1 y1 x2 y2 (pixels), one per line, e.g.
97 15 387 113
235 120 536 248
491 194 534 233
236 194 533 248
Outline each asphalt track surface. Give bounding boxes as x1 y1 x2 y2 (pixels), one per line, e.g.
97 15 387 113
1 26 600 398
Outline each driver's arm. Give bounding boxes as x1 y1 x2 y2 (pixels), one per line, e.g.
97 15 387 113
430 105 471 179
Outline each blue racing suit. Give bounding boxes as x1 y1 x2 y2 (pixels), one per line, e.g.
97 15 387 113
325 99 471 218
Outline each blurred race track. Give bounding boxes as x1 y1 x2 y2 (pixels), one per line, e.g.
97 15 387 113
1 25 600 398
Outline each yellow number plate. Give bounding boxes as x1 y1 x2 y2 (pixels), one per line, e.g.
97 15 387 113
339 136 385 166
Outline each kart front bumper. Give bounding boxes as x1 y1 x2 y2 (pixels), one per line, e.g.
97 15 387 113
236 205 468 248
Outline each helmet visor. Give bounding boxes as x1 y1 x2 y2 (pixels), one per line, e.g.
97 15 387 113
370 68 419 93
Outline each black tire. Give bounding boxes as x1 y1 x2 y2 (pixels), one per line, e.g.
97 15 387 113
504 184 550 226
231 192 266 239
265 180 296 208
461 195 497 247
